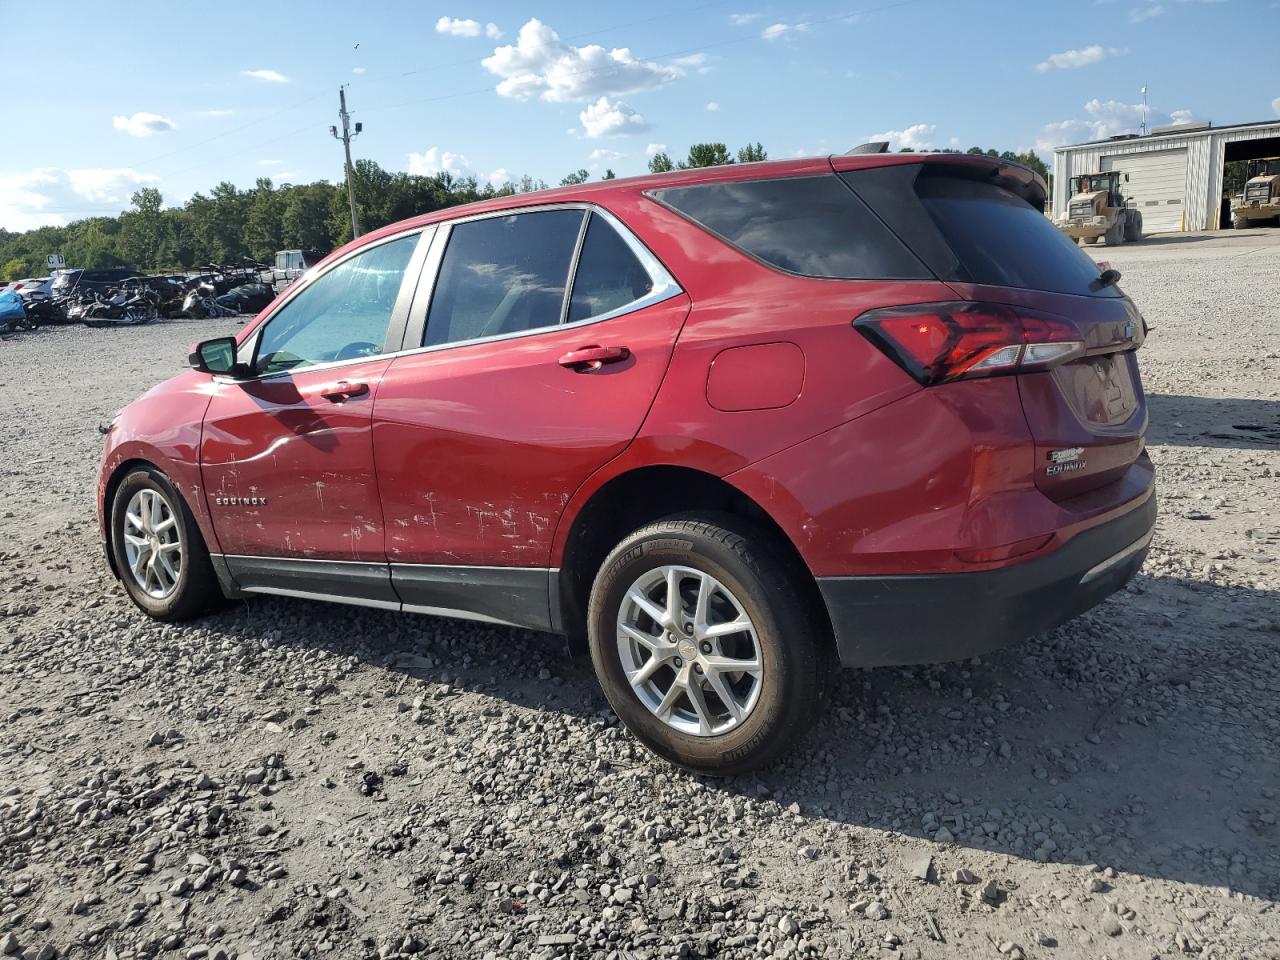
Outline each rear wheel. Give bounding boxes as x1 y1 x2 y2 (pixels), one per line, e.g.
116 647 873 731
1123 211 1142 242
587 515 831 775
1232 214 1250 230
110 467 223 621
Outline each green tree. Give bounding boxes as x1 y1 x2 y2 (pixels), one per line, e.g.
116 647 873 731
647 153 674 174
245 179 287 260
560 169 590 186
736 142 767 163
602 169 616 180
2 258 28 281
119 188 165 270
682 143 734 168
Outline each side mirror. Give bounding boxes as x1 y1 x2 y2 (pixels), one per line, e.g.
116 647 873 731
189 336 245 376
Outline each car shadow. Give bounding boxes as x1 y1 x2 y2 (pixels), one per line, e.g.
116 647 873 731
210 569 1280 902
1147 393 1280 449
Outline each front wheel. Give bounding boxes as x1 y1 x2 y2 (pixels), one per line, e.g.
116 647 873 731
109 467 223 620
587 515 832 775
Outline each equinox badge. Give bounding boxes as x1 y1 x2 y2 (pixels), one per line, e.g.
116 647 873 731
1046 447 1087 476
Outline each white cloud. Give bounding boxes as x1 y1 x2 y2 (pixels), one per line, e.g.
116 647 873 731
486 168 512 186
579 96 651 138
645 142 668 156
1129 4 1164 20
352 67 366 75
111 112 175 137
1273 96 1280 115
1033 98 1194 151
1 167 161 230
242 69 289 83
588 148 626 164
406 146 472 178
436 16 502 39
706 101 720 112
867 123 936 151
762 22 809 40
481 18 681 102
274 171 300 181
1036 45 1126 72
729 12 761 24
199 109 234 117
673 53 707 67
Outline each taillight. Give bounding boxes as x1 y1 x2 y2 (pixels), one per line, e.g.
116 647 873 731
854 301 1085 386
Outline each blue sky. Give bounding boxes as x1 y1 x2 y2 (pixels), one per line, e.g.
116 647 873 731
2 0 1277 230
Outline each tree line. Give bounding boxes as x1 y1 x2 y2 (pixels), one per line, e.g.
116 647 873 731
0 143 1049 280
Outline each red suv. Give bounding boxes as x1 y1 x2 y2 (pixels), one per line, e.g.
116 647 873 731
98 152 1155 773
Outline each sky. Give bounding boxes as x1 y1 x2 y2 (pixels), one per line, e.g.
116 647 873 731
2 0 1278 231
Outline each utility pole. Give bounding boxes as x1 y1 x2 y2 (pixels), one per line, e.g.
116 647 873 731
1139 85 1149 137
331 86 363 239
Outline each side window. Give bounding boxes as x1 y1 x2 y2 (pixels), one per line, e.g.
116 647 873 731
566 214 654 322
255 234 418 375
424 210 584 347
650 175 930 280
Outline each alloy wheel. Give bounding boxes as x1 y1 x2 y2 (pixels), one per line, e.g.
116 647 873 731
616 564 764 736
121 488 183 599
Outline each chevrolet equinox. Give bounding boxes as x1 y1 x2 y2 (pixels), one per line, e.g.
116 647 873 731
98 152 1156 773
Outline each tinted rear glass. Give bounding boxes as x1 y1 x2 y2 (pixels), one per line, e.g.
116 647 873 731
650 175 929 280
914 176 1108 295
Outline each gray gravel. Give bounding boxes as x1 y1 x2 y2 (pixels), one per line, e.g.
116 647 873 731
1 230 1278 959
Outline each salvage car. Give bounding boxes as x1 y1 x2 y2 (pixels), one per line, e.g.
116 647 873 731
97 151 1156 773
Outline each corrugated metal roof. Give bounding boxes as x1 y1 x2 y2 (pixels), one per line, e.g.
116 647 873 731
1055 119 1280 152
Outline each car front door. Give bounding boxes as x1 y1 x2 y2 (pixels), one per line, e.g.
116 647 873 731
200 229 429 605
372 207 688 627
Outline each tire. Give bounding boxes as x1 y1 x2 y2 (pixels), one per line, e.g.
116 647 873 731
1104 219 1125 246
109 466 223 621
587 514 833 775
1123 211 1142 243
1233 215 1250 230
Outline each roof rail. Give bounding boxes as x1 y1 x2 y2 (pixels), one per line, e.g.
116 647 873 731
845 141 889 155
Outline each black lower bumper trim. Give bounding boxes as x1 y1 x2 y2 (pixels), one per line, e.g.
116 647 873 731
818 494 1156 668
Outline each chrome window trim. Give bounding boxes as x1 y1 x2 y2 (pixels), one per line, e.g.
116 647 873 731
406 202 683 357
216 203 682 383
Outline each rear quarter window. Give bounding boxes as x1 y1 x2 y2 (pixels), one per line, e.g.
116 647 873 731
649 175 930 280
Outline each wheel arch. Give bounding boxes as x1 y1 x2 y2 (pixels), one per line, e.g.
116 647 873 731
554 464 828 655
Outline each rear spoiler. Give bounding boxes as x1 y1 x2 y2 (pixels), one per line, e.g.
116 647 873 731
830 152 1048 210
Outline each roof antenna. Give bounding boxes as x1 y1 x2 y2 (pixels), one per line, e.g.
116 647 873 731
845 141 890 156
1139 85 1149 136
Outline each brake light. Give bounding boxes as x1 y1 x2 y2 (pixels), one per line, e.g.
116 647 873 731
854 301 1085 386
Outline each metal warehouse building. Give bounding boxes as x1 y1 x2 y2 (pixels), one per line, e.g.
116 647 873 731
1052 119 1280 233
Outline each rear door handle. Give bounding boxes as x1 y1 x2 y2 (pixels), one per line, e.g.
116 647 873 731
557 345 631 372
320 380 369 402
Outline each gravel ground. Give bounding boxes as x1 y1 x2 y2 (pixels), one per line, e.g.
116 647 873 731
1 231 1278 960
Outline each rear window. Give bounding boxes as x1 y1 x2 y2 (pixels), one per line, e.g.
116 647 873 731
649 175 929 280
913 176 1109 296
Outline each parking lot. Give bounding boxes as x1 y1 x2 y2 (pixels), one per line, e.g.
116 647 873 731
1 230 1277 959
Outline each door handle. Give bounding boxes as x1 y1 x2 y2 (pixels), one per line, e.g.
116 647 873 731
320 380 369 402
557 345 630 372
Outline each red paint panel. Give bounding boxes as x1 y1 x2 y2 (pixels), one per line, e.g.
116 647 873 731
373 295 690 566
98 370 219 552
198 358 394 560
707 342 804 412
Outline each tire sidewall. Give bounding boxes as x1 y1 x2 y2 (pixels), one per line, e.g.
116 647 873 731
588 524 813 772
110 468 200 619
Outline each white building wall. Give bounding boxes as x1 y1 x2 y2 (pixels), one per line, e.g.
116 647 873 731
1052 122 1280 231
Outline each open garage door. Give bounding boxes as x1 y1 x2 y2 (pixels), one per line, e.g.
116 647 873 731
1103 149 1188 233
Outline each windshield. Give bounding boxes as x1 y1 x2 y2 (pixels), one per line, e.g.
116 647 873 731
1071 175 1116 195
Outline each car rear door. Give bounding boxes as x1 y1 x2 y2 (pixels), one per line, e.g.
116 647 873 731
199 229 430 603
372 206 688 626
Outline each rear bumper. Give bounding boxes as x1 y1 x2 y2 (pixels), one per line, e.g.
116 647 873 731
818 492 1156 667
